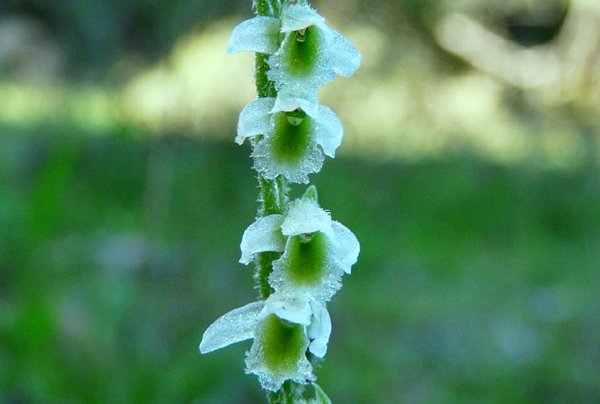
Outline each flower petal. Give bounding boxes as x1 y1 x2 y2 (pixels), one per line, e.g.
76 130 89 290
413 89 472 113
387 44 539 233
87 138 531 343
227 16 281 55
280 4 327 33
307 299 332 358
271 90 319 119
281 200 334 238
240 214 286 264
262 293 312 326
324 28 361 77
199 301 265 354
236 98 276 145
315 105 343 157
331 221 360 274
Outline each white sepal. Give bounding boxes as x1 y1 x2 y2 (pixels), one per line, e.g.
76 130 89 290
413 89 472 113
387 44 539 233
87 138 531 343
271 91 319 119
330 221 360 274
199 301 265 354
281 199 335 240
307 299 332 358
324 28 362 78
280 3 327 33
239 214 286 264
314 105 343 158
262 294 313 325
227 16 281 55
236 98 276 145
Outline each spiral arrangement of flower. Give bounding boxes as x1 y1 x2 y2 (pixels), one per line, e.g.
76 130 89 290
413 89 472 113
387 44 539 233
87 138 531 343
200 1 360 402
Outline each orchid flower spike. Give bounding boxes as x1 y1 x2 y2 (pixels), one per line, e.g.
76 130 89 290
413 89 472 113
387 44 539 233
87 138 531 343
240 187 360 301
199 291 332 391
236 97 343 184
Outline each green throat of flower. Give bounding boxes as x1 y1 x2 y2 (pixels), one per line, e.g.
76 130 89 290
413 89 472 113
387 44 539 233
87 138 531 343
285 27 320 78
258 314 309 374
271 110 314 165
285 231 328 286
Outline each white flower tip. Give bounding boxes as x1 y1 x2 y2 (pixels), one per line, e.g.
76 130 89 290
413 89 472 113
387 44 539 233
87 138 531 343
199 337 211 354
263 294 313 325
307 299 332 358
330 221 360 274
234 134 246 146
271 94 319 119
327 29 362 78
237 98 276 145
280 3 326 33
199 301 265 354
281 199 333 237
309 341 327 357
315 105 343 158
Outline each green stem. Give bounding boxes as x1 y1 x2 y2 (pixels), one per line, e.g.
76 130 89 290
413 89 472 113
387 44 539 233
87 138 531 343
254 0 287 303
259 174 288 216
254 0 280 98
266 381 304 404
252 2 305 403
254 0 282 17
256 175 288 299
255 53 277 98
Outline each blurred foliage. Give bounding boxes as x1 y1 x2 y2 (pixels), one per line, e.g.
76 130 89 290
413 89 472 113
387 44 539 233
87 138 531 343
2 125 599 404
1 0 600 403
1 0 250 79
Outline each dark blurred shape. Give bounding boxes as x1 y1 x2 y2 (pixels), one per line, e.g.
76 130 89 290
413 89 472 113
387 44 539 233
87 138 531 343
0 14 64 82
505 0 569 46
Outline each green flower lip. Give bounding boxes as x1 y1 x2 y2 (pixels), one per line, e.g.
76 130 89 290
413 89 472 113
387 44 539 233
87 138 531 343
270 110 313 165
235 97 344 184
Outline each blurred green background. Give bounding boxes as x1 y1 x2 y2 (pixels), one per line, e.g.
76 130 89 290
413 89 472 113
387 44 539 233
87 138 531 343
1 0 600 403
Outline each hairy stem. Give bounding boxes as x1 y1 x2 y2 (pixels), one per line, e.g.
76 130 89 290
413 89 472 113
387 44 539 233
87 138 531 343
254 0 287 303
253 2 303 403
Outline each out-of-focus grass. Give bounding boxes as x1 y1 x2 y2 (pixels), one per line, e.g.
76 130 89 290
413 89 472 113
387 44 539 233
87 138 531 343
1 124 599 404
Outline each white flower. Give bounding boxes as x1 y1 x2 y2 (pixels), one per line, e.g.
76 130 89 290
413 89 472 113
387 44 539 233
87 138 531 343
226 3 361 115
199 292 332 391
267 3 361 113
236 97 343 184
240 196 360 301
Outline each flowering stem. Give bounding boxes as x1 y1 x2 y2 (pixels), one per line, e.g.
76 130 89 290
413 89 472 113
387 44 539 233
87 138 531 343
255 53 278 98
259 174 288 216
254 0 288 303
254 0 281 98
253 3 303 403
